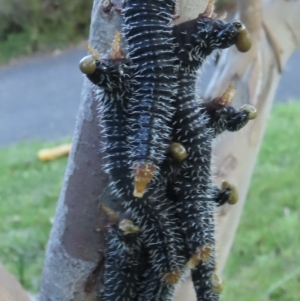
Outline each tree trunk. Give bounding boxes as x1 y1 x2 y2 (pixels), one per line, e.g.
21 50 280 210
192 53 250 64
0 263 31 301
39 0 300 300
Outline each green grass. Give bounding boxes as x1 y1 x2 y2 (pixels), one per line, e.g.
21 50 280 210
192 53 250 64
0 139 69 291
0 103 299 296
0 0 92 64
0 30 86 65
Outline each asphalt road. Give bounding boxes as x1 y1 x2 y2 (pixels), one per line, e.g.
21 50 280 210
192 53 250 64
1 47 300 147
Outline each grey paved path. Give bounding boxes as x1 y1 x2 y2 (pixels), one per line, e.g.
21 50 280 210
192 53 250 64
0 49 86 147
0 47 300 147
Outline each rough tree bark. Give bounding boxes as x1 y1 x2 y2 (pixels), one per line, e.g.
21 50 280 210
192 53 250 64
39 0 300 300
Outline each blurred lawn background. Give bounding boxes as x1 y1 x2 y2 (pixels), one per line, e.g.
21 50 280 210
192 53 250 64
0 0 234 64
0 102 299 299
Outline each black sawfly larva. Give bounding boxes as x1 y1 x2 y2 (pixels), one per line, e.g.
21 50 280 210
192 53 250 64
121 0 178 198
167 2 254 300
169 8 242 256
80 41 186 284
100 208 145 301
80 3 255 299
79 33 134 199
121 183 187 282
199 83 257 138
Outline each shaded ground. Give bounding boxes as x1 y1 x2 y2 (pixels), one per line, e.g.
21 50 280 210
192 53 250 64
1 47 300 146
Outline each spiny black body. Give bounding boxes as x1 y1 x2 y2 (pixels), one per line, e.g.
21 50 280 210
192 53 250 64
122 0 178 176
100 223 144 301
86 58 134 198
85 57 187 286
168 16 249 301
212 183 234 207
114 176 188 301
191 257 219 301
169 16 244 255
136 265 187 301
122 183 186 278
199 100 252 138
83 12 253 301
120 0 188 287
85 57 235 301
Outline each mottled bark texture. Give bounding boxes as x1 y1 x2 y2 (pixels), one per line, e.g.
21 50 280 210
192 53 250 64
39 0 300 300
39 1 124 300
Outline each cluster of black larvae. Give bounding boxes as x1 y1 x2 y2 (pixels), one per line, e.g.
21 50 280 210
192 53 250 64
79 1 256 300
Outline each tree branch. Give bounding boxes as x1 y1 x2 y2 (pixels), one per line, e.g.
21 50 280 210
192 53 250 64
0 263 31 301
211 0 300 273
